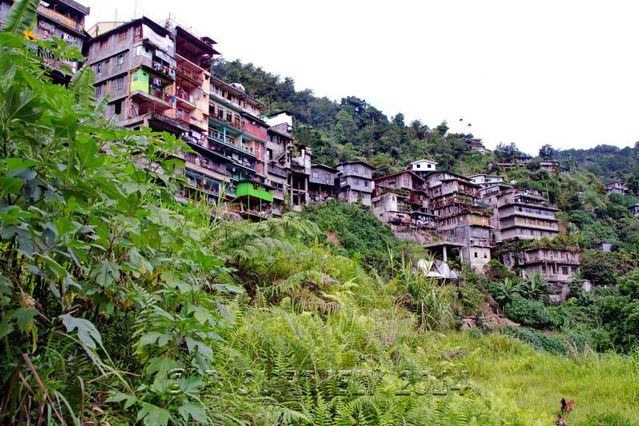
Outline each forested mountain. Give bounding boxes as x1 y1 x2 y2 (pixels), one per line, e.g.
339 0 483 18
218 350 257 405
214 59 490 175
215 60 639 191
556 144 639 189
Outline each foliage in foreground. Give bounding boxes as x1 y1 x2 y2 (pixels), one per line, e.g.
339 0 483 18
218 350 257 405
0 25 234 424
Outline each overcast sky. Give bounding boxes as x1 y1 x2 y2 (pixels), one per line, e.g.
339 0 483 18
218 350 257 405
84 0 639 154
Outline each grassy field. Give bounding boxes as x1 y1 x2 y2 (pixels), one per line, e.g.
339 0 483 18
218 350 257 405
439 333 639 425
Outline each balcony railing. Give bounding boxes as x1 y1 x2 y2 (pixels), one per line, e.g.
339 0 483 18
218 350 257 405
208 133 256 158
177 66 204 85
524 254 580 265
37 5 84 33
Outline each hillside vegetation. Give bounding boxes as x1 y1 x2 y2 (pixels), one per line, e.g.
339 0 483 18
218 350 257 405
1 4 639 425
557 144 639 188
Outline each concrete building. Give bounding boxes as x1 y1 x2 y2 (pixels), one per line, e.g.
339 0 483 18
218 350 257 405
503 248 580 286
629 204 639 217
85 16 281 220
309 164 337 204
1 0 90 83
407 159 437 177
336 161 374 206
426 172 480 218
85 17 216 134
606 181 628 195
422 172 494 271
265 112 311 212
206 76 268 189
434 211 493 271
495 189 560 243
469 174 503 189
486 187 580 290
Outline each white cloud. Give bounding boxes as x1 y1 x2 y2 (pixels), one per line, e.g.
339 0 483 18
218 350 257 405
84 0 639 154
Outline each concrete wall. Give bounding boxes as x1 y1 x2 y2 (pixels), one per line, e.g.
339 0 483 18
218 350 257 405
310 167 336 185
462 246 491 271
338 163 373 179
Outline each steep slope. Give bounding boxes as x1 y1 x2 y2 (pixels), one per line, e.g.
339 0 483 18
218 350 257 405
556 144 639 187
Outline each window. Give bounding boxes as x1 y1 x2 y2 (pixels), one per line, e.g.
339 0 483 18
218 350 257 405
561 266 569 275
325 173 330 180
95 63 102 74
474 252 478 258
113 100 122 115
99 39 108 50
133 25 143 41
116 53 125 65
116 77 125 90
484 253 488 259
95 84 103 97
312 172 318 178
364 181 369 187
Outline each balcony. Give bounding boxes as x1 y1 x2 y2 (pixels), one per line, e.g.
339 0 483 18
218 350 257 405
37 5 84 34
208 133 256 158
131 89 173 110
177 66 204 86
501 219 559 232
469 238 493 248
523 253 580 265
209 114 243 133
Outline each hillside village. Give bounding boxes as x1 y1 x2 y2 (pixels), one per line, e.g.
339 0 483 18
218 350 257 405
4 2 639 301
5 1 639 424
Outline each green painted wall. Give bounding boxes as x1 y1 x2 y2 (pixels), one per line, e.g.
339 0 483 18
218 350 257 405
130 69 149 93
236 182 273 202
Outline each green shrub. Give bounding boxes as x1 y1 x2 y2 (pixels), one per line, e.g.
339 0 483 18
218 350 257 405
504 327 568 355
504 296 553 328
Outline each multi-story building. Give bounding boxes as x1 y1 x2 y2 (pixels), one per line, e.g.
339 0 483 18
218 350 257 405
336 161 375 206
503 248 580 287
435 211 493 271
426 172 479 218
203 76 268 203
372 171 436 240
488 187 580 292
606 181 628 195
86 16 229 210
422 172 494 271
494 189 559 243
265 112 311 213
309 164 337 203
0 0 90 83
469 174 503 189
